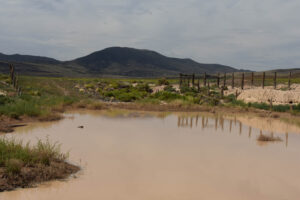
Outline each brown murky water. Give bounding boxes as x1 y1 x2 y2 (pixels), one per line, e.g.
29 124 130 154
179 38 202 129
1 110 300 200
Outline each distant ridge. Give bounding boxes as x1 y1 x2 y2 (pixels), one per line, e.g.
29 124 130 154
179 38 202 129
0 47 243 77
0 53 60 65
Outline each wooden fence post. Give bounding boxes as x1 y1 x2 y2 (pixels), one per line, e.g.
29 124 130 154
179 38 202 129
274 72 277 89
288 71 292 90
204 72 207 87
179 73 182 88
207 80 210 95
15 76 18 89
10 64 15 84
9 64 13 81
188 76 190 88
223 73 226 88
17 87 22 96
262 72 265 89
251 72 254 87
232 72 234 89
217 73 220 88
13 76 16 88
197 78 200 92
221 87 224 99
241 73 244 90
192 73 195 87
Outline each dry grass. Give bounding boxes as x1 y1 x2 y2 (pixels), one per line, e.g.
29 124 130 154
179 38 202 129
87 102 104 110
38 113 63 122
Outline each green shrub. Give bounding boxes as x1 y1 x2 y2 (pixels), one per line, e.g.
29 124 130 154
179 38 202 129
103 88 147 102
224 94 236 103
158 78 169 86
84 83 94 89
164 85 176 93
250 102 270 110
0 99 42 117
28 90 41 96
272 105 290 112
136 83 152 93
63 96 78 106
117 92 140 102
180 86 198 94
152 91 185 101
0 96 13 105
224 94 247 107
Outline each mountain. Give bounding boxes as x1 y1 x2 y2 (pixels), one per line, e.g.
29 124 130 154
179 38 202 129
0 47 242 77
0 53 60 65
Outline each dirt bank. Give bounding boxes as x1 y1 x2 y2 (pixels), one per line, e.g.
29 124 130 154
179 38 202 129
0 116 30 133
0 160 79 192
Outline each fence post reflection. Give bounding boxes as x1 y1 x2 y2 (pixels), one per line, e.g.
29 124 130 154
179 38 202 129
248 127 252 138
239 121 242 135
220 117 224 131
176 115 290 149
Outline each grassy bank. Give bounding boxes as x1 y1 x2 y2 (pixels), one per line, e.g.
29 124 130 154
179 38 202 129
0 137 79 191
1 74 300 128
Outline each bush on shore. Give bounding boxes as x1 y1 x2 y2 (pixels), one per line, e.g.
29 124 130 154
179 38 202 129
0 137 67 175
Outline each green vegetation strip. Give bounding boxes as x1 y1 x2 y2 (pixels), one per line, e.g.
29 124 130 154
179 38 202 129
1 74 300 122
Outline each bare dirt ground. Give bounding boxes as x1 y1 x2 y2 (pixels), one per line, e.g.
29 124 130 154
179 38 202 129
225 84 300 105
150 84 180 93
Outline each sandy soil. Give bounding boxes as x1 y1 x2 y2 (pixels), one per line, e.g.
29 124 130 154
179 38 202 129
225 84 300 105
0 90 6 96
151 84 180 93
151 85 165 93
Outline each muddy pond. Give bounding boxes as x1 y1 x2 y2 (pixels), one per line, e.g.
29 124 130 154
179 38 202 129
1 110 300 200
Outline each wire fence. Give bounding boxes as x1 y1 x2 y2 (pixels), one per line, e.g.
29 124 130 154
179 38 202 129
178 70 300 90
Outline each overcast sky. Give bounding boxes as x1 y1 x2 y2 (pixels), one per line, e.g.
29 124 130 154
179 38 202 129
0 0 300 70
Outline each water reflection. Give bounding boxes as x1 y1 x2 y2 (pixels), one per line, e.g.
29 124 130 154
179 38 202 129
177 114 289 147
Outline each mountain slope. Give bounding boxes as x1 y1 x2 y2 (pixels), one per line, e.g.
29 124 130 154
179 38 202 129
0 53 61 65
67 47 237 77
0 47 241 77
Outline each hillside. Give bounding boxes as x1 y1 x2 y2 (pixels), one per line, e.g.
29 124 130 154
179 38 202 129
0 53 60 65
0 47 241 77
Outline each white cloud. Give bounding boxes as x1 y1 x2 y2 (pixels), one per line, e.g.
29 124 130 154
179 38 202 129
0 0 300 70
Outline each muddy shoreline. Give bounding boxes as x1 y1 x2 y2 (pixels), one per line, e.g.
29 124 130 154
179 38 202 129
1 102 300 134
0 160 80 192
